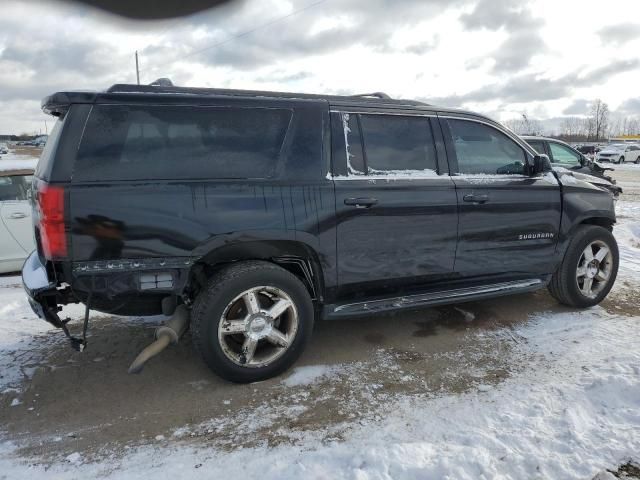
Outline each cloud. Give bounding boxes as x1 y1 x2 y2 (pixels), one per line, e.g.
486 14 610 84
140 0 464 71
616 97 640 116
597 23 640 45
404 38 439 55
459 0 529 31
563 99 590 115
253 70 313 83
489 30 546 74
427 59 640 106
1 0 639 133
459 0 547 74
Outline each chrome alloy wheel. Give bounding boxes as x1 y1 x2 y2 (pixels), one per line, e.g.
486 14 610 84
217 286 298 368
576 240 613 299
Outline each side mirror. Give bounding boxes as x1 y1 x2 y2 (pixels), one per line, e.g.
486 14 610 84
530 154 552 175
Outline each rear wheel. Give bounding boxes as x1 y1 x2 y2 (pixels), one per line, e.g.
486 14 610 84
618 156 625 164
548 225 618 308
191 261 314 383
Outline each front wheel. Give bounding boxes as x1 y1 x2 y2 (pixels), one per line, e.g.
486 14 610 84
618 156 625 164
548 225 619 308
191 261 314 383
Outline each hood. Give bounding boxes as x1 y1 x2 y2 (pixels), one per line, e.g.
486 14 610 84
570 171 614 187
552 166 616 189
598 147 623 155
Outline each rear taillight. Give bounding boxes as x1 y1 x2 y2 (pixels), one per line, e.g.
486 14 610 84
38 183 67 259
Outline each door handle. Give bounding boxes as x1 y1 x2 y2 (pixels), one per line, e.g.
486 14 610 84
463 194 489 204
9 213 28 219
344 197 378 208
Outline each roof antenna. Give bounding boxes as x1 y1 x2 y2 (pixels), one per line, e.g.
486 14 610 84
149 78 174 87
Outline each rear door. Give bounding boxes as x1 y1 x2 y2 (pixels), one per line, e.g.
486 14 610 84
331 109 458 300
440 116 561 279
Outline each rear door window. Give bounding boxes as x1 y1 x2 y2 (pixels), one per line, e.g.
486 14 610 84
74 105 292 181
359 114 437 174
331 112 438 177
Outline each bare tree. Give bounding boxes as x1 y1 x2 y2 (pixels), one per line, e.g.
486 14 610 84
504 113 543 135
589 99 609 140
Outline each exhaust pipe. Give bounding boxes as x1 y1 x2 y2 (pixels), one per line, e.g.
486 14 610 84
128 305 189 374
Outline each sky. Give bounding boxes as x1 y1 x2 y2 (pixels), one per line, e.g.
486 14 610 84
0 0 639 135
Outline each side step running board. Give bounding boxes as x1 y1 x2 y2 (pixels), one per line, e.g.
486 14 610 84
324 278 544 319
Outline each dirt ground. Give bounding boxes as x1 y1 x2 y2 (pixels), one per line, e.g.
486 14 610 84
1 165 639 466
8 146 42 157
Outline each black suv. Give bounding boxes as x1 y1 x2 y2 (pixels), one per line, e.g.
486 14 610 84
23 83 619 382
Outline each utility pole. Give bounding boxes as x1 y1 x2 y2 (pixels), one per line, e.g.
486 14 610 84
135 51 140 85
44 119 48 135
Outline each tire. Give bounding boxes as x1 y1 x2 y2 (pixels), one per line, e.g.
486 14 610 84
619 157 624 164
548 225 619 308
191 261 314 383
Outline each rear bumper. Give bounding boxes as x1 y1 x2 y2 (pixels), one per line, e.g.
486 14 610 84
22 251 64 327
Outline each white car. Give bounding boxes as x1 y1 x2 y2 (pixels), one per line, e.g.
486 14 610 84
0 162 37 273
596 143 640 164
0 144 8 155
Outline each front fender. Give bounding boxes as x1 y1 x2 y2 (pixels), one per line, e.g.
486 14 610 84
557 179 616 256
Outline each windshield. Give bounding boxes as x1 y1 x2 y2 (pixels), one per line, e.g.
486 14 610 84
607 144 626 151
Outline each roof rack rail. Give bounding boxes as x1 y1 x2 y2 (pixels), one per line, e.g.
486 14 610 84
351 92 391 99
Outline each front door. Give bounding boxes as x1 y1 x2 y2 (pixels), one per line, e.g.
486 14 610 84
331 110 458 301
439 116 561 280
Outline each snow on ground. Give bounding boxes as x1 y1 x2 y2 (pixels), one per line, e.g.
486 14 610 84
608 163 640 172
0 151 39 171
1 307 638 480
615 201 640 275
0 277 85 394
282 364 345 387
0 158 38 172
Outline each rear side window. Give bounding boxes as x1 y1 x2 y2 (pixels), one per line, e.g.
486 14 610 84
332 112 438 177
74 105 292 181
447 119 526 175
359 115 437 173
526 140 546 155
